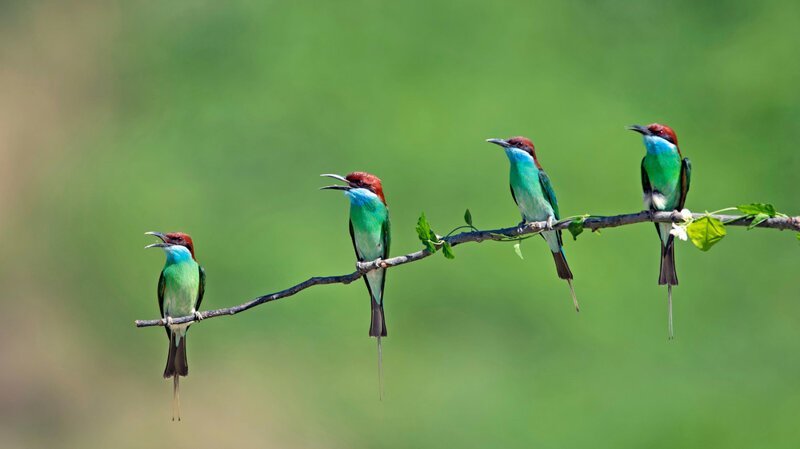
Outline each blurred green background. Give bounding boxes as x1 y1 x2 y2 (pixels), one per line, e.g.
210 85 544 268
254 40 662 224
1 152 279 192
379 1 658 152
1 1 799 448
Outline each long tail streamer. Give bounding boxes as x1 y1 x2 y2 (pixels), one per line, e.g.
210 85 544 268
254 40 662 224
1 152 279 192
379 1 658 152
567 279 580 313
667 285 674 340
377 337 384 401
173 375 181 421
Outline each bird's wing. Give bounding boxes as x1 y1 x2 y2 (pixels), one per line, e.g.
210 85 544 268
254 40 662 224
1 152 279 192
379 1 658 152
196 265 206 312
349 220 364 261
641 158 654 211
381 214 391 259
677 157 691 210
158 270 169 338
378 214 390 297
509 184 518 206
538 170 560 220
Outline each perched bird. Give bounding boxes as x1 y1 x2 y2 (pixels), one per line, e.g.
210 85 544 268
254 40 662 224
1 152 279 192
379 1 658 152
628 123 691 339
486 136 579 312
320 172 390 399
145 232 206 420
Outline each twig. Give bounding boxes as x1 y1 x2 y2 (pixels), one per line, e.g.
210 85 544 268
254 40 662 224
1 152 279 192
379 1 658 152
135 210 800 328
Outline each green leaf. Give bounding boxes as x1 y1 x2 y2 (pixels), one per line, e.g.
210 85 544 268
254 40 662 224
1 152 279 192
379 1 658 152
428 228 438 243
747 213 769 230
687 215 727 251
737 203 776 217
416 212 432 243
442 241 455 259
464 209 473 226
796 233 800 242
513 242 524 259
568 218 585 241
416 212 437 252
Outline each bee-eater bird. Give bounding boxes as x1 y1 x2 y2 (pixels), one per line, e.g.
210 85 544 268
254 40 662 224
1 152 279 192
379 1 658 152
320 172 390 399
628 123 691 339
486 136 579 312
145 231 206 420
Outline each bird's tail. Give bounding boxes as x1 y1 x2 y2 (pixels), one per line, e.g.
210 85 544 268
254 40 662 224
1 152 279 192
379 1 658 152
164 332 187 421
369 299 387 338
172 374 181 421
376 336 384 401
659 236 679 286
164 333 189 378
551 249 573 280
667 285 674 340
551 249 579 312
369 299 386 401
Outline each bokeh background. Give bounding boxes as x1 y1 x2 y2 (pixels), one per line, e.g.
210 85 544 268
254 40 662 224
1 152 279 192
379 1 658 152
1 1 799 448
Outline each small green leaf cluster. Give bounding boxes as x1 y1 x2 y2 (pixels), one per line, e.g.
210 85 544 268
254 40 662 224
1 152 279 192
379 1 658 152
684 203 784 252
568 216 590 241
736 203 780 230
416 212 455 259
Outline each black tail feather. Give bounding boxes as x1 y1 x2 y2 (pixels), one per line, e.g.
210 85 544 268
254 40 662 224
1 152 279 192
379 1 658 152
164 333 188 378
551 249 573 280
659 237 678 286
369 300 387 337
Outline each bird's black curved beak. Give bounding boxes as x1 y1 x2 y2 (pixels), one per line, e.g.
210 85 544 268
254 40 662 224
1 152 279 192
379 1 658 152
627 125 652 136
144 231 169 249
486 138 510 148
319 173 353 191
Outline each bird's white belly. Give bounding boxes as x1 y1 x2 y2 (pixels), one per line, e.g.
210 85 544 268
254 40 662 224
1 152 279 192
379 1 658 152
644 192 668 210
517 189 554 222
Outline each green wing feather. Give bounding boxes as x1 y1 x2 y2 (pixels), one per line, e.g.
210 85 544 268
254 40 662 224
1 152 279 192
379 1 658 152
641 158 653 209
348 220 362 261
538 170 560 220
157 271 168 338
382 215 391 259
378 214 390 301
678 158 691 210
196 265 206 311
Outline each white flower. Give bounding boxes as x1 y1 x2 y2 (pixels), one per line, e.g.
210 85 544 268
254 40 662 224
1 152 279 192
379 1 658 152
670 223 688 241
679 208 692 221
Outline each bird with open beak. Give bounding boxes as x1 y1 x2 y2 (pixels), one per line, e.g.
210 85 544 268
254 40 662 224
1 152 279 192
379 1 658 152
145 231 206 420
486 136 579 312
320 172 390 399
627 123 691 339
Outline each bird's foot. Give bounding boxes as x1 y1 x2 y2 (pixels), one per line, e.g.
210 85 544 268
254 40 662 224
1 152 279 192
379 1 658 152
545 216 555 231
193 311 203 322
164 316 174 327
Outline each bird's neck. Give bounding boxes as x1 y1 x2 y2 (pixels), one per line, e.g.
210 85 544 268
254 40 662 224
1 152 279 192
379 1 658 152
644 136 679 156
165 247 195 266
505 148 539 173
346 188 385 209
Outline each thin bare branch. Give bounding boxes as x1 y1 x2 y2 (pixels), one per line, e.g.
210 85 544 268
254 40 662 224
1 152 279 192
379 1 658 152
135 210 800 328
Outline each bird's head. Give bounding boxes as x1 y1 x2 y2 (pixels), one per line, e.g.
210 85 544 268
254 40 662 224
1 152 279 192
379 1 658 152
320 171 386 204
627 123 680 154
486 136 541 168
145 231 196 261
